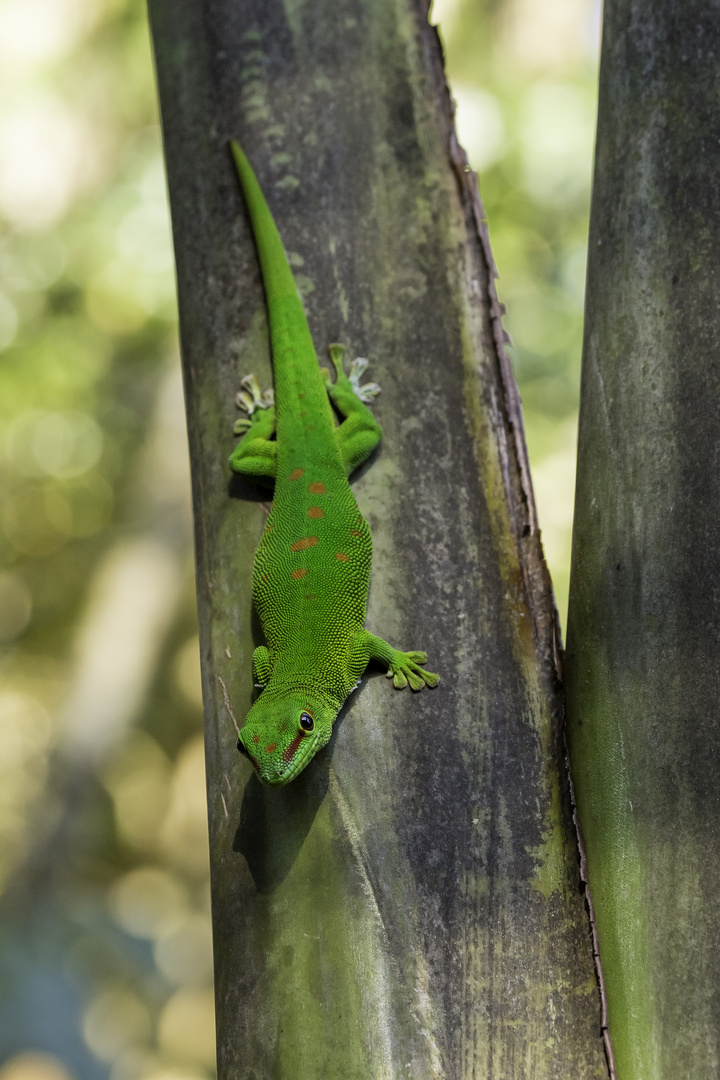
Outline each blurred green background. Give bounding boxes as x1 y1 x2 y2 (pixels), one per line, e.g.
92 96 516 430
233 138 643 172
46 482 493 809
0 0 598 1077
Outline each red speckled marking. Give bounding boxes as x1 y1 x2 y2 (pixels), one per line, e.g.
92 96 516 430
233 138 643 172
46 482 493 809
283 732 304 764
336 553 349 562
308 507 324 519
308 482 326 495
291 568 308 580
265 743 276 754
252 734 260 744
289 468 304 481
290 536 318 552
267 523 274 530
351 530 362 536
262 574 269 581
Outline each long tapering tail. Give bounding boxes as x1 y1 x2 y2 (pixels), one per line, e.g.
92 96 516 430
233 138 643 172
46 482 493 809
229 141 337 450
230 141 297 304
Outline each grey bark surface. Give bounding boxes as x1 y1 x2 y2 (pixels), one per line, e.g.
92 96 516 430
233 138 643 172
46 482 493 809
148 0 606 1076
565 1 720 1077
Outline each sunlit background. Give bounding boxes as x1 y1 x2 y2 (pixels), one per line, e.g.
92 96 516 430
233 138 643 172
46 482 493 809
0 0 599 1077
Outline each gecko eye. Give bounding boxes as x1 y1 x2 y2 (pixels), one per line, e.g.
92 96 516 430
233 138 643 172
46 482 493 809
299 712 314 733
237 739 249 757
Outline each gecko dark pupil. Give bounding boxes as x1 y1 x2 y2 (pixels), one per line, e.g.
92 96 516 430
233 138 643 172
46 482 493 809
237 739 249 757
300 713 314 732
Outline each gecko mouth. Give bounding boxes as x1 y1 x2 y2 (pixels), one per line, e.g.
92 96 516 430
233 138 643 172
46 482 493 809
275 738 317 784
237 733 316 785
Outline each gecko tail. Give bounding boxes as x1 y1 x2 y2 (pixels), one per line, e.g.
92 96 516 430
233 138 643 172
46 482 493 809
229 140 330 430
230 140 297 304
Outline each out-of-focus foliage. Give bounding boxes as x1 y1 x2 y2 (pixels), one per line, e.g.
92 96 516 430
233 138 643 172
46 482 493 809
0 0 597 1077
436 0 600 622
0 1 212 1079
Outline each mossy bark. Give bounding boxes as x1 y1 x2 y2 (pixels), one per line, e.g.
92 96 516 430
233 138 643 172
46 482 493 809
565 1 720 1076
148 0 606 1076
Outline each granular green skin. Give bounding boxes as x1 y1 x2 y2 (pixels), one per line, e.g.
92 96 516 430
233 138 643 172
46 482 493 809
229 144 438 785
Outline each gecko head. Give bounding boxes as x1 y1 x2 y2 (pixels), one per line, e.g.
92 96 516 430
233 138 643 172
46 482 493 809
236 692 335 786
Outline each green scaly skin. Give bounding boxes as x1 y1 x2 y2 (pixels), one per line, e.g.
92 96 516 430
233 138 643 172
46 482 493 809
229 142 438 786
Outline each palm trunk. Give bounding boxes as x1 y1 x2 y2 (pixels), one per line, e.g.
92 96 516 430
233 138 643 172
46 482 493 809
565 0 720 1075
148 0 607 1075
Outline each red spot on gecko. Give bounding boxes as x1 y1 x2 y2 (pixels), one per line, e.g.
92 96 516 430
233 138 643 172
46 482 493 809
308 507 324 519
308 482 326 495
265 743 277 754
289 468 304 480
262 574 269 581
350 530 362 536
336 553 349 562
290 536 318 552
252 734 260 744
283 732 304 765
291 568 308 580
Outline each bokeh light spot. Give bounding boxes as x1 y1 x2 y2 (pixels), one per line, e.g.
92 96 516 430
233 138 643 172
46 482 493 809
108 866 189 940
102 733 172 852
82 984 151 1063
157 988 216 1069
173 636 203 710
453 86 505 170
0 572 32 642
0 1051 74 1080
154 913 214 987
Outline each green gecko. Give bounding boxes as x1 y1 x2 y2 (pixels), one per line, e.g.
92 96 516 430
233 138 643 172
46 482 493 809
229 142 438 786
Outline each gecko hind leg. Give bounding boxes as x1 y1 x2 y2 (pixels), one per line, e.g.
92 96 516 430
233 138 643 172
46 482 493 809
233 373 274 431
229 374 277 481
323 344 382 476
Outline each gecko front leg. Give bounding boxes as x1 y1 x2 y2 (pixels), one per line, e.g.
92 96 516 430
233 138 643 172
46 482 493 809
252 645 273 687
351 629 439 690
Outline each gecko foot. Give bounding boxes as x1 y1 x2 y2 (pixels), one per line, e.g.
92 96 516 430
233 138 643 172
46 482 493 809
348 356 381 403
234 374 274 434
324 344 381 404
385 650 440 691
